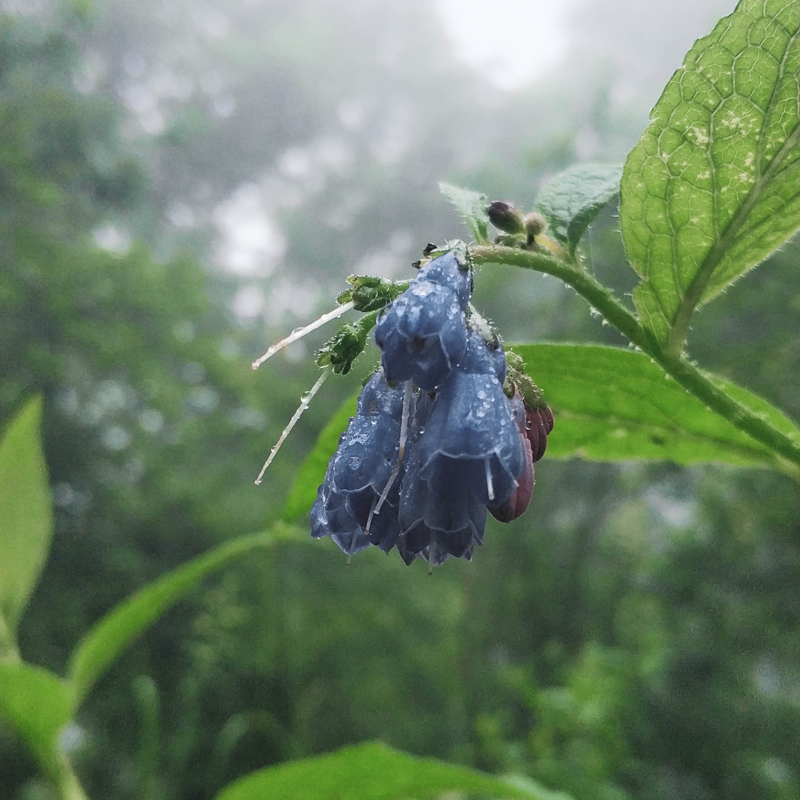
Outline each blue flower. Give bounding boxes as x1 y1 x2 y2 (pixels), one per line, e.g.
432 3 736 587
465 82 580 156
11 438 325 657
395 330 524 564
374 282 467 391
374 251 472 392
310 371 408 554
415 251 472 307
412 331 523 506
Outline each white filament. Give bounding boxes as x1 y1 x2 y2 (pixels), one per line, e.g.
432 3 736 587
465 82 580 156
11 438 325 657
254 369 330 485
485 459 495 502
251 301 355 370
367 380 413 529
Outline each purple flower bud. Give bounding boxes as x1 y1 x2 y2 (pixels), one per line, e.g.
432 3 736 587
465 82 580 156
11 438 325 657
487 200 526 235
489 391 534 523
524 405 552 463
539 405 555 434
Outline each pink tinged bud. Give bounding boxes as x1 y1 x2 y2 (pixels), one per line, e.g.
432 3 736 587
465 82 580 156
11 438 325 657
539 405 554 435
489 431 534 523
525 407 549 462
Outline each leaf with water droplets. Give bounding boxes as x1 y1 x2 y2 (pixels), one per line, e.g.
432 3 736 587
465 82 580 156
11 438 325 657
621 0 800 350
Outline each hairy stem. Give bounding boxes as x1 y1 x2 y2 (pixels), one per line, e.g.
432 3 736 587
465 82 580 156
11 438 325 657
470 245 657 353
470 244 800 473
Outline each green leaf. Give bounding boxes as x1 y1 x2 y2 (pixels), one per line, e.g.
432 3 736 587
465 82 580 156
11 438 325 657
439 182 491 244
510 343 800 466
282 391 358 522
620 0 800 349
67 527 293 707
535 163 622 252
0 396 53 638
0 661 72 778
213 741 569 800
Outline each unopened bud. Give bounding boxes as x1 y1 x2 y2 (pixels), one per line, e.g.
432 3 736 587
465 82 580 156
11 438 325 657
489 389 535 522
523 404 554 462
539 405 554 434
525 211 547 238
487 200 526 235
339 275 410 312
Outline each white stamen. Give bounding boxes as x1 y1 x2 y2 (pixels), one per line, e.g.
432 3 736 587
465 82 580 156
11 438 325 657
368 380 413 527
254 369 330 485
251 301 355 370
485 459 495 501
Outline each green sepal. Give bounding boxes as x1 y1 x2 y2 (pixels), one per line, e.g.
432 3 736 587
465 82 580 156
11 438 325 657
316 311 379 375
505 351 547 408
337 275 410 312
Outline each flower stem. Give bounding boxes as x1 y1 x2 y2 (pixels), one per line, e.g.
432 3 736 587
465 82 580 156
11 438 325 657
470 244 800 474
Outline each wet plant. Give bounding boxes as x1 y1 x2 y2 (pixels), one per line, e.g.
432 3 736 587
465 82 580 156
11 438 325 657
1 1 798 798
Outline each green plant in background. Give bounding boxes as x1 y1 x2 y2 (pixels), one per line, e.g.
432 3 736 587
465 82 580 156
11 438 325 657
1 0 798 798
0 401 560 798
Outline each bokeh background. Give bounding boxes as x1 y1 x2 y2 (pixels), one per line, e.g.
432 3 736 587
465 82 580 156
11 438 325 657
2 0 799 798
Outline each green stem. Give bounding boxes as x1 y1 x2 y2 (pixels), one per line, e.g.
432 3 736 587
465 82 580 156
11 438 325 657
470 244 800 472
56 756 91 800
656 355 800 472
470 245 656 353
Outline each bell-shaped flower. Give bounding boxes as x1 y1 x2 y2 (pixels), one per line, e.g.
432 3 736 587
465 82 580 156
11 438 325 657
395 331 524 564
310 371 408 554
415 251 472 308
411 331 523 509
374 281 467 391
397 465 487 565
374 251 472 392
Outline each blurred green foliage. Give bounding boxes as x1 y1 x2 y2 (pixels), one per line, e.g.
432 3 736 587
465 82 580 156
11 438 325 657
1 1 799 799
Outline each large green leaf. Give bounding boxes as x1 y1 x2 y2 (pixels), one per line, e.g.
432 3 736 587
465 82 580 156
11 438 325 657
0 661 72 779
67 527 294 707
0 396 53 638
620 0 800 346
512 343 800 466
439 182 491 245
536 163 622 252
282 391 358 522
213 741 569 800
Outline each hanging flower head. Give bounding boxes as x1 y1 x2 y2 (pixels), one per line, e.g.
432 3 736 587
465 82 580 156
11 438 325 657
253 239 553 567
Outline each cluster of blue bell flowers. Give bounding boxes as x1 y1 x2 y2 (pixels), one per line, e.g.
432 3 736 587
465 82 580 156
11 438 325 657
311 251 530 565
